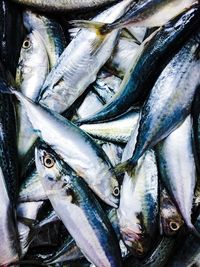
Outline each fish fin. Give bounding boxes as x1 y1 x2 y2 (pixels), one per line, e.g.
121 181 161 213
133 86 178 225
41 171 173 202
114 159 136 176
0 79 14 94
68 20 109 35
24 226 40 248
18 216 38 229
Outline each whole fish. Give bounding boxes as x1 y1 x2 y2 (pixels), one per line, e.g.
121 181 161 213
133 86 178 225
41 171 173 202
35 142 122 267
0 82 120 208
90 0 197 33
118 27 200 171
11 0 119 12
80 110 139 144
118 121 159 257
38 0 133 114
156 116 198 234
160 186 184 236
16 30 49 161
77 6 200 125
23 10 66 70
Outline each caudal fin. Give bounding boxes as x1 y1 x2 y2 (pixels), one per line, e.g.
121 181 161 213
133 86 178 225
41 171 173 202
68 20 111 35
114 158 136 176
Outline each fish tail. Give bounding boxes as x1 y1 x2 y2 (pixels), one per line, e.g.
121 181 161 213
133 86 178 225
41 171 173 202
68 20 111 35
114 158 136 176
0 79 14 94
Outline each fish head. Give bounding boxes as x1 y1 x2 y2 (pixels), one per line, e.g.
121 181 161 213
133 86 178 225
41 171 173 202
160 198 184 236
120 226 151 257
35 142 74 197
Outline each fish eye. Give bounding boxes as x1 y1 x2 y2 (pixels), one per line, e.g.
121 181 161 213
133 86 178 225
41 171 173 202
169 221 180 231
113 187 120 197
43 155 55 168
23 38 31 49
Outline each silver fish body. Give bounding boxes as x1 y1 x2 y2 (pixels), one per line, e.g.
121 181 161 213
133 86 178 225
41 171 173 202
156 116 197 232
11 0 119 12
17 201 44 256
35 143 122 267
23 10 66 69
80 110 140 144
125 29 200 166
13 90 119 207
38 0 133 114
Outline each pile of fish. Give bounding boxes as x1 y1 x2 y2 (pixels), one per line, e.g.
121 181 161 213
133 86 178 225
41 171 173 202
1 0 200 266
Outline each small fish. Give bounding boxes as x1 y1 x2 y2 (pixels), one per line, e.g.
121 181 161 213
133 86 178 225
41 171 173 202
35 142 122 267
156 116 198 235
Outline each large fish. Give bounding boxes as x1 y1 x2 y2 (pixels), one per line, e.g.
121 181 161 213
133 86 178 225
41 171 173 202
0 82 120 207
118 27 200 172
38 0 133 114
35 142 122 267
77 6 200 124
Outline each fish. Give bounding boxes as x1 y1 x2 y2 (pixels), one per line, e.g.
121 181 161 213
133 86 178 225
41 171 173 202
93 70 122 104
160 186 184 236
16 30 49 160
156 116 198 234
11 0 119 12
0 167 20 266
118 121 159 257
23 10 66 69
76 6 200 125
38 0 133 114
117 26 200 172
18 167 47 203
166 211 200 267
106 35 140 77
0 82 120 208
84 0 197 33
35 142 122 267
126 236 176 267
0 0 25 76
80 110 140 144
